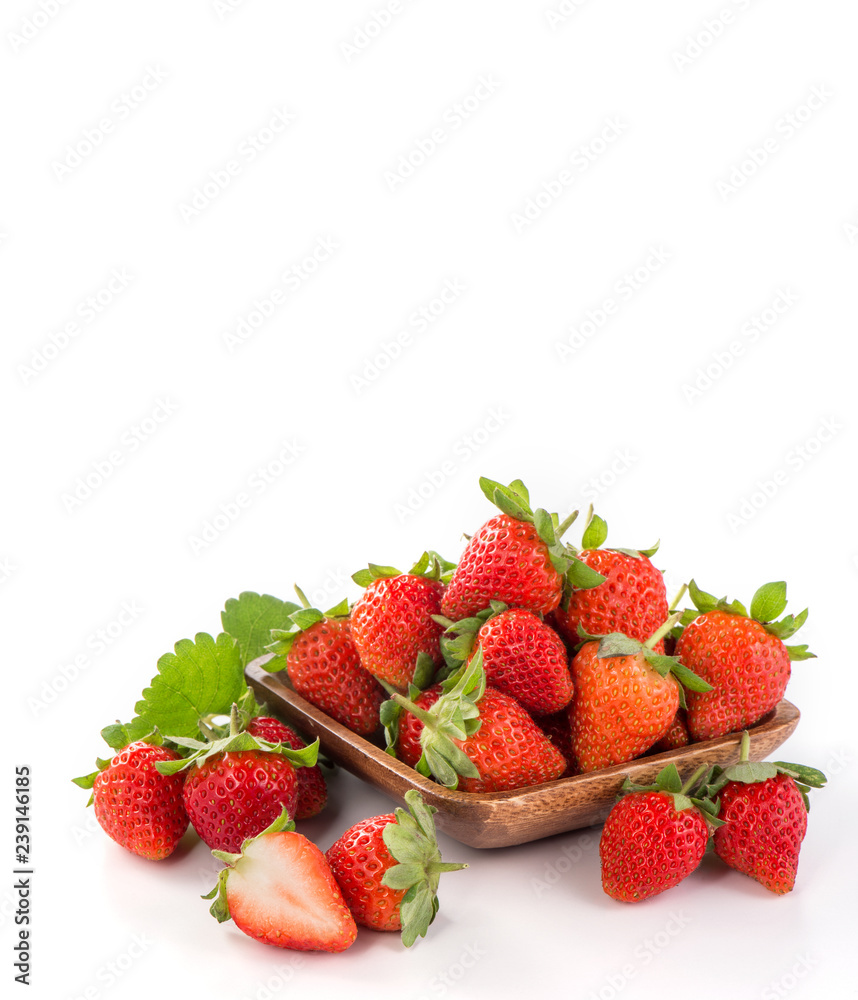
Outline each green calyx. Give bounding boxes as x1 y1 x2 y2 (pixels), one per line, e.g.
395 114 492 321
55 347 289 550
203 806 296 923
620 762 724 827
479 477 584 579
385 651 488 789
683 579 814 660
153 703 319 776
264 586 351 668
709 731 827 811
579 510 660 561
381 790 468 947
352 550 457 590
581 613 713 709
431 600 508 673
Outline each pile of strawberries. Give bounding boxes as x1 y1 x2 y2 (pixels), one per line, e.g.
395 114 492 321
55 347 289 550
75 475 825 953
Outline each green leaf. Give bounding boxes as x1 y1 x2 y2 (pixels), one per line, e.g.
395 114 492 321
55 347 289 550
100 718 153 750
581 513 608 551
492 487 531 522
289 608 325 631
670 661 713 693
479 476 505 504
687 579 719 614
533 507 556 547
221 593 300 667
325 597 350 618
130 633 246 742
749 581 788 623
566 557 607 590
764 607 809 640
721 760 780 784
785 644 816 661
655 763 682 793
597 633 641 658
507 479 530 505
642 653 679 677
412 652 436 690
71 770 99 789
773 762 827 788
351 568 375 588
368 563 402 579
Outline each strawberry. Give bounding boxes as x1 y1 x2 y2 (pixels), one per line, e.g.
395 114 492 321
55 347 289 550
567 615 711 773
246 716 327 820
675 580 814 741
325 790 466 946
157 704 319 853
434 601 574 715
651 709 691 752
552 513 668 650
441 478 592 620
205 808 357 952
710 731 826 894
600 763 717 902
267 592 385 735
350 552 449 690
385 652 567 792
533 710 576 776
74 739 189 861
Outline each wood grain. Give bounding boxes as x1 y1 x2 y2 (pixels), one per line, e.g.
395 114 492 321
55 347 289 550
246 654 800 849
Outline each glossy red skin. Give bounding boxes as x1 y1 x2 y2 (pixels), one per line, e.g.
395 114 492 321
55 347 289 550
325 813 402 931
600 792 709 901
246 717 327 820
287 617 385 735
567 641 679 773
350 575 445 689
397 684 566 792
533 710 576 777
467 608 573 715
714 773 807 894
651 710 691 752
93 741 189 861
553 549 669 651
183 750 299 853
442 514 562 620
676 610 791 740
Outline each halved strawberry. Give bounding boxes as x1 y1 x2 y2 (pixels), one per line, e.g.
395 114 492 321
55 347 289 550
205 809 357 952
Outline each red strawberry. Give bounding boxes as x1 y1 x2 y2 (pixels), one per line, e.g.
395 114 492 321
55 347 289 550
350 553 447 690
205 809 357 952
711 732 826 894
325 790 466 946
75 740 189 861
567 616 710 773
436 602 574 715
441 478 585 620
246 717 327 820
600 763 715 902
387 652 567 792
158 704 319 853
268 595 385 735
552 513 668 650
675 581 813 741
651 709 691 752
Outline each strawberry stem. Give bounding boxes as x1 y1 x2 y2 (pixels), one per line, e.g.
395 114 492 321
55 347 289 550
555 508 580 540
294 584 311 609
680 764 708 796
668 583 688 613
229 702 241 737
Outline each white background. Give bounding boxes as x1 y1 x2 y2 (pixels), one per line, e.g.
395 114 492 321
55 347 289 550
3 1 857 998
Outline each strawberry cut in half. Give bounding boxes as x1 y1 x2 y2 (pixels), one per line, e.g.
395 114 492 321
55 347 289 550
204 808 357 952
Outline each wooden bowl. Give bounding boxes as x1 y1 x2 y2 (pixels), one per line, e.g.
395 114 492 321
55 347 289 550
246 655 800 849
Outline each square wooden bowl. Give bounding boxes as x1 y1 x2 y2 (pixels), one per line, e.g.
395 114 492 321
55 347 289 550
246 654 800 849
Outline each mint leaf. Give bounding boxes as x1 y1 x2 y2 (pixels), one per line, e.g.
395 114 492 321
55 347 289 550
130 632 247 741
222 592 300 666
